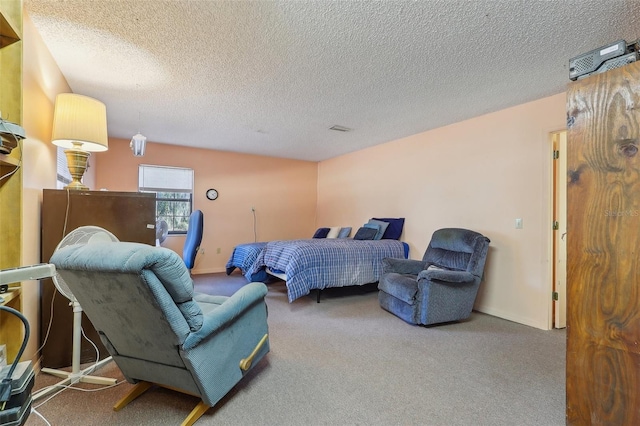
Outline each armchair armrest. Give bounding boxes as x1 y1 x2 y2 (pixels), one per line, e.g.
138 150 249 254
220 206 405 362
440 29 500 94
183 282 268 349
417 269 475 284
382 258 427 275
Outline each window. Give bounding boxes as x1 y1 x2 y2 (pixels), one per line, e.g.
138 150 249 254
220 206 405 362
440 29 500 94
138 165 194 234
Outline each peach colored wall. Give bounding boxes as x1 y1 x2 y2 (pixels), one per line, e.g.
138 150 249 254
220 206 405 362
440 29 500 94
21 11 77 363
94 139 318 273
20 7 566 353
317 93 567 330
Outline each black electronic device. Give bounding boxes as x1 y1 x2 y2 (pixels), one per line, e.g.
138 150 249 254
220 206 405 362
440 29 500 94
0 362 34 426
569 39 627 80
570 39 640 81
577 51 638 80
0 307 32 426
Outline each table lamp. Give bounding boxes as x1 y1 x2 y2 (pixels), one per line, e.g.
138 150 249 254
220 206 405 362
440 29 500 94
51 93 108 190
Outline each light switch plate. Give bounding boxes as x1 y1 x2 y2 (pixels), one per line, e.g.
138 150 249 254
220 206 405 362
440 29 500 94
515 218 523 229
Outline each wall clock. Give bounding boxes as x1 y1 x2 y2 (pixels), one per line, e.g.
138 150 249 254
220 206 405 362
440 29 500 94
206 188 218 200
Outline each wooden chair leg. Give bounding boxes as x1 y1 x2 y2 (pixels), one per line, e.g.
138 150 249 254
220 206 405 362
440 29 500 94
114 382 210 425
113 381 152 411
181 401 211 426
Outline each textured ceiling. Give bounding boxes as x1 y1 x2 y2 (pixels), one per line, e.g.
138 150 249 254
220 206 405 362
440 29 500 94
24 0 640 161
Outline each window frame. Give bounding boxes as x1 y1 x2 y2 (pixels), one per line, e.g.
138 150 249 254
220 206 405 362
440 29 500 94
138 165 194 235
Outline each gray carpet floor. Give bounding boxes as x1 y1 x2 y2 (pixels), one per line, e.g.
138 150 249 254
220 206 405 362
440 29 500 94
26 273 566 426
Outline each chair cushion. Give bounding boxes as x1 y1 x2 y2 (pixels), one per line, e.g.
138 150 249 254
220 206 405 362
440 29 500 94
137 246 204 331
424 248 471 271
429 228 478 253
423 228 482 271
52 241 205 333
378 273 418 304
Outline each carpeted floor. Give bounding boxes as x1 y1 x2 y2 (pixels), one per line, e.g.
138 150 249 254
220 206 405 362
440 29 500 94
26 272 566 426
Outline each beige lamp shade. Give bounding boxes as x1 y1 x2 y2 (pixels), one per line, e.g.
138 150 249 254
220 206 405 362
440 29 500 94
51 93 109 152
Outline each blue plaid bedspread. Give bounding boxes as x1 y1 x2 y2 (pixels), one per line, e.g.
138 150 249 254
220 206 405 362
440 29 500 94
249 238 406 302
225 242 268 282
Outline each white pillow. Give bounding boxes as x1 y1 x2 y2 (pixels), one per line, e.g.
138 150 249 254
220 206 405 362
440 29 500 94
326 227 341 238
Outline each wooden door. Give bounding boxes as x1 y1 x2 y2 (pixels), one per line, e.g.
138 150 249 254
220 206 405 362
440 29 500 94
566 62 640 424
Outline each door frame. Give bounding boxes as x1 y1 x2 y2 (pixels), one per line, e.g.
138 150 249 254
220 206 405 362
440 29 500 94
550 130 567 328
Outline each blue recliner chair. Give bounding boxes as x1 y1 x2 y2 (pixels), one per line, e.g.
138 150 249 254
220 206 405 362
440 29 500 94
183 209 203 270
378 228 490 326
51 239 269 426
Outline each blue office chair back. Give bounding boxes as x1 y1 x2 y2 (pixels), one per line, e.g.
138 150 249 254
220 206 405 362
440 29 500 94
183 210 203 270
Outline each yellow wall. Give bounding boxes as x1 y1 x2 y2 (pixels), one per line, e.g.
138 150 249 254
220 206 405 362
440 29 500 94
318 93 566 329
94 138 318 274
21 10 77 362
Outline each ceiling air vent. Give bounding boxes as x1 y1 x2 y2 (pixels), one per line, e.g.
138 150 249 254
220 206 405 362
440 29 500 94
329 125 352 132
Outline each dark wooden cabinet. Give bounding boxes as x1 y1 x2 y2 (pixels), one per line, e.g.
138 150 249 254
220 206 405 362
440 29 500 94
41 189 156 368
566 61 640 424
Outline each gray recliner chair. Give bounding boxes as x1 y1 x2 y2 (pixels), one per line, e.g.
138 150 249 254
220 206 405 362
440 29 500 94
51 240 270 426
378 228 490 326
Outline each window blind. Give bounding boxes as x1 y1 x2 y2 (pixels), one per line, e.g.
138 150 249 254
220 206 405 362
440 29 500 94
56 146 72 188
139 164 194 193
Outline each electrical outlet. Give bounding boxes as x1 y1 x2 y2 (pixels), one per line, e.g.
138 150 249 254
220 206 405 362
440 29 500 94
200 248 205 255
216 247 221 254
251 206 255 212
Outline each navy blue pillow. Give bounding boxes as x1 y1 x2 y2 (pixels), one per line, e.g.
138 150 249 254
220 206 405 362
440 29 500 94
313 227 330 238
372 218 405 240
354 226 377 240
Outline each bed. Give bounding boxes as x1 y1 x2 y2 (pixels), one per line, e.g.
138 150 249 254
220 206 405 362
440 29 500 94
225 242 269 282
247 238 408 302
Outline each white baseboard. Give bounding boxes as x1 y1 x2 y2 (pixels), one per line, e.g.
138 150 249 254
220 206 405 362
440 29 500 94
474 304 550 330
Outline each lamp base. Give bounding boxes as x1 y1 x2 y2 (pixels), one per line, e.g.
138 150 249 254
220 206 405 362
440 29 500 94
64 146 91 190
64 181 89 191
